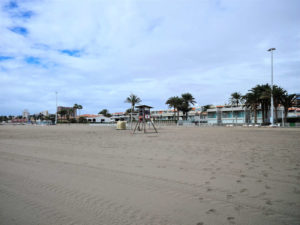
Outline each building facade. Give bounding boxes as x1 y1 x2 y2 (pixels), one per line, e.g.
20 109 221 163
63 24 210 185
80 114 112 123
110 112 130 122
22 109 30 119
150 107 207 122
57 106 77 119
206 105 291 125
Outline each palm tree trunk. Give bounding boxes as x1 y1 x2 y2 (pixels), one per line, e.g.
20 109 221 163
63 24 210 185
274 107 278 123
173 107 176 120
262 104 265 123
284 107 288 124
254 107 257 124
130 106 133 129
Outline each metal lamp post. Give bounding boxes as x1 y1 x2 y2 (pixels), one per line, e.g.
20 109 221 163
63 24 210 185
268 48 276 126
55 91 58 125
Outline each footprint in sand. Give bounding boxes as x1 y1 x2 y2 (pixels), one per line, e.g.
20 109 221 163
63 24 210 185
263 173 268 177
196 222 204 225
263 209 274 216
287 202 296 206
206 187 212 192
265 199 272 205
227 194 234 200
206 209 216 214
234 205 243 212
258 192 267 197
240 174 246 178
227 216 235 224
265 185 271 190
236 179 241 183
240 188 248 193
293 188 300 194
205 181 210 185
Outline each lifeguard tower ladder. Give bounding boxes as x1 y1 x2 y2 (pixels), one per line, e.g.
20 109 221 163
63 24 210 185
133 105 158 134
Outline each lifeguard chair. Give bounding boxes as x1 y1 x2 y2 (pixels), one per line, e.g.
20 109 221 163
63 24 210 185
133 105 158 134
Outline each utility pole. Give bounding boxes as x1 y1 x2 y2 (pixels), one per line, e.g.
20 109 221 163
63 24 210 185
55 91 58 124
268 48 276 126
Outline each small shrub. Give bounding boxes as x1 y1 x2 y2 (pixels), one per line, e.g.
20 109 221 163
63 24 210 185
78 117 88 123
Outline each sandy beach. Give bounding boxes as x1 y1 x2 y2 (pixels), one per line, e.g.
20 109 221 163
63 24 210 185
0 125 299 225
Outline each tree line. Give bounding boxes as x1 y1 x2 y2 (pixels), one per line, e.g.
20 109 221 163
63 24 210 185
164 83 296 124
165 93 197 120
2 86 296 124
230 84 296 124
57 103 83 123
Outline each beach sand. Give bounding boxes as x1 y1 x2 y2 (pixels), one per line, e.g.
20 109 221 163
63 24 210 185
0 125 299 225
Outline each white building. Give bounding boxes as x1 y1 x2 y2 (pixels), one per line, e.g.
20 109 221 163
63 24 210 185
110 112 130 122
150 107 207 122
22 109 29 119
40 110 49 116
80 114 112 123
206 105 286 125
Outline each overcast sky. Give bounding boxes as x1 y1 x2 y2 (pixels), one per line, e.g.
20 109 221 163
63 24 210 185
1 0 299 115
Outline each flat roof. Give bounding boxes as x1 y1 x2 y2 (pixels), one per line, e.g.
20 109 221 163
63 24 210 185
135 105 153 108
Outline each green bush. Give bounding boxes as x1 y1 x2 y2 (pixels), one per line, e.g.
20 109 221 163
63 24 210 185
69 118 77 123
78 117 88 123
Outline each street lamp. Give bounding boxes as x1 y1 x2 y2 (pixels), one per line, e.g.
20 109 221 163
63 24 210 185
268 48 276 126
55 91 58 125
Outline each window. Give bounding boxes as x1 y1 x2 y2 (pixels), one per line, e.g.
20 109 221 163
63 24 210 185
222 112 231 118
208 112 216 118
257 111 262 117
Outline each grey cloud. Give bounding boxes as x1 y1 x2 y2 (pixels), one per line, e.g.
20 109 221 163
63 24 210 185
0 0 299 115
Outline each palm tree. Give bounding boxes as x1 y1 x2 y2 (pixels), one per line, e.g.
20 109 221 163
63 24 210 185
199 105 212 122
66 108 74 121
250 84 271 124
181 93 196 120
37 113 44 121
245 84 286 124
272 85 286 123
174 97 184 120
125 94 141 128
201 105 211 116
229 92 242 124
73 104 83 118
230 92 242 107
280 93 296 124
99 109 111 117
166 96 179 120
58 109 67 123
243 92 259 124
260 84 272 124
77 105 83 116
73 104 79 118
125 108 134 114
